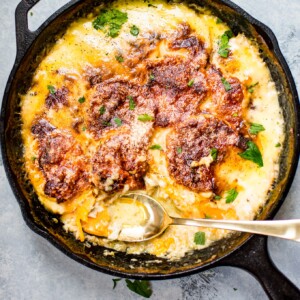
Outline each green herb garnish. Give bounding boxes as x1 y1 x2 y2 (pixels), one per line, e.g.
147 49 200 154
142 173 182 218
187 79 194 87
232 112 238 117
78 96 85 104
138 114 154 122
125 280 152 298
239 141 264 167
211 148 218 161
82 126 86 131
115 55 124 62
102 121 112 127
275 143 281 147
112 278 122 289
113 117 122 127
149 73 155 80
204 214 212 219
247 82 259 93
225 188 238 203
216 17 223 24
194 231 206 245
177 147 182 154
130 25 140 36
221 78 232 91
92 9 128 38
99 106 106 115
249 123 265 135
47 85 56 95
149 144 162 150
31 156 37 162
214 195 222 200
218 30 234 58
128 96 136 110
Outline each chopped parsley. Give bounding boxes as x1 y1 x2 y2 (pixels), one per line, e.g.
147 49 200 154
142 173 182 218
112 278 122 289
275 142 281 147
216 17 223 24
232 112 238 117
204 213 212 219
138 114 154 122
225 188 238 203
113 117 122 127
194 231 206 245
187 79 194 87
239 141 264 167
130 25 140 36
92 9 128 38
218 30 234 58
149 144 162 150
249 123 265 135
115 55 124 62
99 106 106 115
78 96 85 104
221 78 232 91
128 96 136 110
47 85 56 95
102 121 112 127
149 73 155 80
247 82 259 93
177 147 182 154
214 195 222 200
31 156 37 162
211 148 218 161
82 126 86 131
125 279 152 298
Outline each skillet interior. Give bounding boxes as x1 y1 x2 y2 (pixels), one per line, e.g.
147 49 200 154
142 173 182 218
1 0 299 278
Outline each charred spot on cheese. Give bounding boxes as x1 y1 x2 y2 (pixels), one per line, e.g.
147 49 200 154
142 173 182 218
45 86 69 109
166 116 247 192
31 119 89 202
92 130 150 192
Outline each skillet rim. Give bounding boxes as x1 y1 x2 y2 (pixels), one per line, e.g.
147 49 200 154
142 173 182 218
0 0 299 280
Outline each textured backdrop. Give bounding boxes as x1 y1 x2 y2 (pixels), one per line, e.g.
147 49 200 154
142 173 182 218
1 0 299 299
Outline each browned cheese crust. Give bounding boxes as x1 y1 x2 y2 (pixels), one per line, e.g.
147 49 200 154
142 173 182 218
166 116 248 192
30 23 251 202
31 119 90 202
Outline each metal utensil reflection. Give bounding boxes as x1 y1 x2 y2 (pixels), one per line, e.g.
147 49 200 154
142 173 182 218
110 192 300 243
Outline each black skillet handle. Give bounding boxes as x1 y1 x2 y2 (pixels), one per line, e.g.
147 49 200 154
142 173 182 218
215 235 300 300
15 0 41 60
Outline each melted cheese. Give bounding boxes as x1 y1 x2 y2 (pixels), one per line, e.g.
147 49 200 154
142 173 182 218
21 0 284 259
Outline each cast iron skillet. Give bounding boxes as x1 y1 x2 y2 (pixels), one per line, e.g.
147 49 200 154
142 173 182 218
1 0 300 298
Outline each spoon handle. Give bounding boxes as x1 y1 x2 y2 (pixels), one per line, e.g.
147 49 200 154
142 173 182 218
170 218 300 242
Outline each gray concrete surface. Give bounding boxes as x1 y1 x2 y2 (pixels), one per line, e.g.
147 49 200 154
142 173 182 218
1 0 299 299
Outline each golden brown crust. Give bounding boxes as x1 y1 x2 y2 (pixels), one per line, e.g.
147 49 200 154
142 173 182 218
166 115 247 192
204 66 245 132
33 23 250 199
87 79 156 139
31 119 89 202
92 129 150 192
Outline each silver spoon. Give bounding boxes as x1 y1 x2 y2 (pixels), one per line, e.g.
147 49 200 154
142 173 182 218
112 192 300 242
